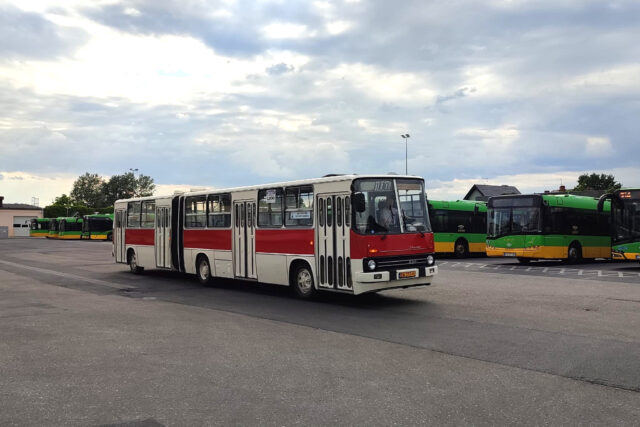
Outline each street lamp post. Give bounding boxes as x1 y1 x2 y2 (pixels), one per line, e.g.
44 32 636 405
401 134 410 175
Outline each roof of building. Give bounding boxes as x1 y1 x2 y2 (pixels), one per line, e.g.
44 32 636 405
0 203 43 211
463 184 520 200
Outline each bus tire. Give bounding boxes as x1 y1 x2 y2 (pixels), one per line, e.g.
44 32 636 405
197 255 213 286
454 238 469 258
291 262 316 299
567 242 582 264
128 249 143 274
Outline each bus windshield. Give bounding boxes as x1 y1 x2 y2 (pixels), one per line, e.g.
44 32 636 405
488 196 542 238
613 199 640 244
352 178 430 234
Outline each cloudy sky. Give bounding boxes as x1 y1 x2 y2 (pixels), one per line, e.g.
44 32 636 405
1 0 639 204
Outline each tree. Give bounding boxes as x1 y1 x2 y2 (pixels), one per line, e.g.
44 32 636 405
44 194 91 218
71 172 106 208
101 172 155 206
574 173 622 193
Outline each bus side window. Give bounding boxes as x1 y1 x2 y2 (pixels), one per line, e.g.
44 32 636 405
319 198 324 227
345 196 351 227
326 198 333 226
127 202 141 228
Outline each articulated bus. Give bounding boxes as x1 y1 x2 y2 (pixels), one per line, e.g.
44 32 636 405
58 217 83 240
47 218 60 239
113 175 438 298
29 218 51 237
82 214 114 240
598 188 640 262
486 194 610 263
427 200 487 257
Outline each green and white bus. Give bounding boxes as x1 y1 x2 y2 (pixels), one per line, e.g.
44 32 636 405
598 188 640 262
82 214 114 240
58 217 83 240
29 218 51 238
486 194 611 263
427 200 487 257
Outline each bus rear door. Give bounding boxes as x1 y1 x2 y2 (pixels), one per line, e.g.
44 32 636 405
155 206 171 268
114 209 126 263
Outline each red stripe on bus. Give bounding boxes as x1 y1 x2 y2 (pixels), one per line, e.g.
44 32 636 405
126 228 155 246
350 231 435 259
256 229 314 255
183 229 232 250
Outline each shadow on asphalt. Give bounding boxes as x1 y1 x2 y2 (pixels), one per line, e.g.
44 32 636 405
112 267 430 310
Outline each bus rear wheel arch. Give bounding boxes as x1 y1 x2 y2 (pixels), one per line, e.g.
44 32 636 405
290 260 316 299
196 254 213 286
127 249 143 274
454 238 469 258
567 242 582 264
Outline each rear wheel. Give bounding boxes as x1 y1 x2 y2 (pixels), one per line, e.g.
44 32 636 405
567 243 582 264
292 264 315 299
128 250 143 274
454 238 469 258
197 256 212 285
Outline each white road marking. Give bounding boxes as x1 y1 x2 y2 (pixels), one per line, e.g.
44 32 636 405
0 259 134 289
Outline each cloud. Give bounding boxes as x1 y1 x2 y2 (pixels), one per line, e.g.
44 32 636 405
0 4 88 60
585 136 613 157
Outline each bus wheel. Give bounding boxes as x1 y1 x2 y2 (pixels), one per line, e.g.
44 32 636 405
292 264 315 299
197 256 212 286
567 243 582 264
454 239 469 258
128 250 143 274
517 257 530 264
107 233 112 242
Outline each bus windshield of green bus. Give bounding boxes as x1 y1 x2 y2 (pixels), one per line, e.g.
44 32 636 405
488 197 542 238
614 199 640 244
352 178 430 234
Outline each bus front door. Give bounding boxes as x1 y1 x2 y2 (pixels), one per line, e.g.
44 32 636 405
155 206 171 268
233 201 257 279
316 194 352 291
114 209 126 263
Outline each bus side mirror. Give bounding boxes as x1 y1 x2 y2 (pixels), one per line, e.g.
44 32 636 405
352 193 366 213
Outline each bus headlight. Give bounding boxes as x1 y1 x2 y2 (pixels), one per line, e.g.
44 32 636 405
367 260 376 271
426 255 434 266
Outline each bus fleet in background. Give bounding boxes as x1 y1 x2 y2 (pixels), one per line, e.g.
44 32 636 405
27 176 640 298
30 214 113 240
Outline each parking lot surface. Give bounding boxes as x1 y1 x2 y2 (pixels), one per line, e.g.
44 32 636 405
1 239 640 426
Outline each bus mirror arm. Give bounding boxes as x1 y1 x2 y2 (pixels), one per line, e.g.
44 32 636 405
597 193 611 212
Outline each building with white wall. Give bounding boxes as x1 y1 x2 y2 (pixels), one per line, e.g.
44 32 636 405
0 196 43 238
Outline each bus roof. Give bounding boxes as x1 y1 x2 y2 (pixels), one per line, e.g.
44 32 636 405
489 193 609 211
428 199 487 212
84 214 114 219
115 174 424 204
58 216 83 222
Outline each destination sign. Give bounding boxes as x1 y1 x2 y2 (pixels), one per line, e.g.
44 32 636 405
619 190 640 199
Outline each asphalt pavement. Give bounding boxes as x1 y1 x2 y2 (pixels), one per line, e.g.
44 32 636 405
1 239 640 426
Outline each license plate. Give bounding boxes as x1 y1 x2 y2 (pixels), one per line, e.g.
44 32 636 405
504 252 516 257
399 271 417 279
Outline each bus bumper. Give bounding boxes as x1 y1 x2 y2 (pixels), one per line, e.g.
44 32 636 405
352 266 438 294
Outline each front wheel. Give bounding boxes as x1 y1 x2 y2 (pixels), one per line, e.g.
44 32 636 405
197 256 212 285
292 265 316 299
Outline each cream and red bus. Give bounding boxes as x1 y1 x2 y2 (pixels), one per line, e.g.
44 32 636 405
113 175 437 298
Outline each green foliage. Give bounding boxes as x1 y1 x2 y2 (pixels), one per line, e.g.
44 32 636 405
71 173 106 208
44 172 155 217
574 173 622 192
101 172 155 206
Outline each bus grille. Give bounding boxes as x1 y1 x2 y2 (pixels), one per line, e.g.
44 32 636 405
363 255 433 272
